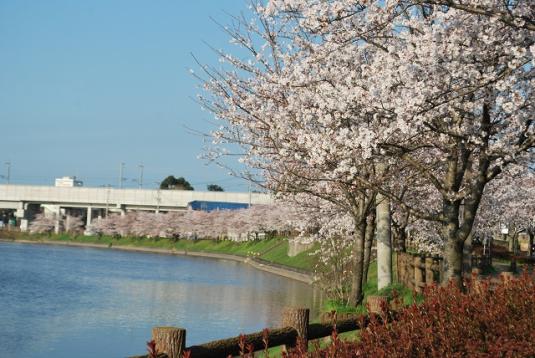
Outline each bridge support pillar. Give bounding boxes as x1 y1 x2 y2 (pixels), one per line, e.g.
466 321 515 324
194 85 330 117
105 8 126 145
14 202 25 219
15 203 40 231
116 204 125 216
83 207 95 236
15 209 25 219
86 206 93 227
54 219 61 234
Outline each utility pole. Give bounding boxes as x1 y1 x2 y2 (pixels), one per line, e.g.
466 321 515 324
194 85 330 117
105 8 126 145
119 162 125 189
138 164 144 189
5 162 10 184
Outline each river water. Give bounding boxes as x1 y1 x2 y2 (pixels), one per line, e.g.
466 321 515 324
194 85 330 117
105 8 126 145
0 241 321 357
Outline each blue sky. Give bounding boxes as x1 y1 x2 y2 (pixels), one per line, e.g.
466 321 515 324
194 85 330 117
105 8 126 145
0 0 252 191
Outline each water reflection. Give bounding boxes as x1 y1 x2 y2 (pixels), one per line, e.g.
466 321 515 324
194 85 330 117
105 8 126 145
0 242 322 357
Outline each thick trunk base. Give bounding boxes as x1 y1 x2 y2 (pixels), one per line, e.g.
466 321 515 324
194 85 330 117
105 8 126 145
443 239 464 287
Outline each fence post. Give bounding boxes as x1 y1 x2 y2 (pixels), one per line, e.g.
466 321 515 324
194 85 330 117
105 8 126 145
152 327 186 358
425 257 434 285
401 252 412 288
399 253 408 288
281 307 309 352
414 256 424 293
367 295 389 314
405 254 414 290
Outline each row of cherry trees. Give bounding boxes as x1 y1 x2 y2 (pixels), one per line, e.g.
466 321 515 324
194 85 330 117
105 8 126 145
88 205 301 239
27 205 305 239
198 0 534 304
29 214 84 234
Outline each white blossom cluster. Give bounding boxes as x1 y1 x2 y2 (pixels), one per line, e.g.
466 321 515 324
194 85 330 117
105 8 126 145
474 165 535 239
197 0 534 270
29 214 84 235
88 204 304 240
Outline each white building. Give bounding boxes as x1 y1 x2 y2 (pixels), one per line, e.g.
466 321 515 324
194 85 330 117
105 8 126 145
55 176 83 187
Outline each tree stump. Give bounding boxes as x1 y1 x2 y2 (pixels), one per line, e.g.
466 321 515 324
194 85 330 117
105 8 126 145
367 295 388 314
281 307 309 351
152 327 186 358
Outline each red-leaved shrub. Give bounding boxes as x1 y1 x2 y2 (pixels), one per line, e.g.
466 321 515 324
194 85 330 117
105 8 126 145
288 271 535 357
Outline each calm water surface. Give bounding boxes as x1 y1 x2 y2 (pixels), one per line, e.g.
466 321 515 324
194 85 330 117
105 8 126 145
0 241 321 357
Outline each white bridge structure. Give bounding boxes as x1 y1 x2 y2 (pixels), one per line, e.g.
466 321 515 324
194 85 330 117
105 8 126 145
0 184 273 229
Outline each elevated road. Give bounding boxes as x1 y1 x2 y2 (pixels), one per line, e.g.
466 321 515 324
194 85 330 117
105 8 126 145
0 184 273 220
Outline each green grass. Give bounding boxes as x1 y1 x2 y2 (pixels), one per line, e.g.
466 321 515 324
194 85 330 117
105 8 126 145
258 240 319 270
321 255 420 315
256 329 361 357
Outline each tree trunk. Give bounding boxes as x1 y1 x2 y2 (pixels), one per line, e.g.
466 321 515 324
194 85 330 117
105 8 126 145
508 234 514 252
376 192 392 290
462 233 472 274
393 224 407 252
443 237 464 286
441 197 463 286
349 221 367 306
363 211 376 284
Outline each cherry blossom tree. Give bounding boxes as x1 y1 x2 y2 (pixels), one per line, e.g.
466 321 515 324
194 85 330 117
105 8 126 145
474 166 535 250
90 214 120 237
64 215 84 234
29 214 57 234
87 205 304 241
197 0 534 289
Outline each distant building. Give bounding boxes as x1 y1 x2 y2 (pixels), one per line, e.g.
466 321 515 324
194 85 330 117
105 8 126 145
187 200 249 212
55 176 83 187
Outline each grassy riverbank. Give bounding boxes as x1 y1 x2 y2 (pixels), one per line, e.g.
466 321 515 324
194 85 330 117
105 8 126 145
1 230 318 272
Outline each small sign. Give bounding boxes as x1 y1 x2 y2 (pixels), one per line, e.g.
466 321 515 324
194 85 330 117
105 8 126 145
500 224 509 235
